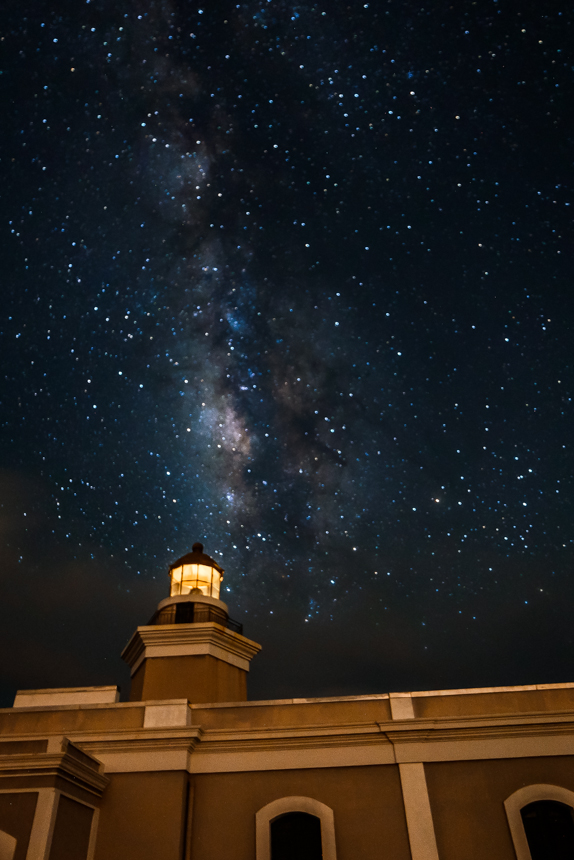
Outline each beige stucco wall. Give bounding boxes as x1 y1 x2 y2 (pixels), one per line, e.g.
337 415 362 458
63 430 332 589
3 682 574 860
130 655 248 704
425 755 574 860
94 772 188 860
189 764 411 860
0 705 145 736
414 687 574 719
191 695 393 730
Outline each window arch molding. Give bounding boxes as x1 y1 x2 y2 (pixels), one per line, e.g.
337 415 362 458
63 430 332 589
505 784 574 860
255 796 337 860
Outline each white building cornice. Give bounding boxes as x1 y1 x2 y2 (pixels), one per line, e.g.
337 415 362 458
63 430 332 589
121 623 262 676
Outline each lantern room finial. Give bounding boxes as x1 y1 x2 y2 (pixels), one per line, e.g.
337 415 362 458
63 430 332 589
168 542 224 600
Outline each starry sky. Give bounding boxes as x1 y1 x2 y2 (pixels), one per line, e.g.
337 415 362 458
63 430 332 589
1 0 572 707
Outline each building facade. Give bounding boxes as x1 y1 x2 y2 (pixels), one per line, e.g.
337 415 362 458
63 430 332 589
0 544 573 860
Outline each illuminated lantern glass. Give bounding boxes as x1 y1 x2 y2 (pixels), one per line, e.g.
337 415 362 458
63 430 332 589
169 543 223 599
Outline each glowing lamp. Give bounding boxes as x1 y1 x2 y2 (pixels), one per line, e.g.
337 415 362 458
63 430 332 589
169 542 224 600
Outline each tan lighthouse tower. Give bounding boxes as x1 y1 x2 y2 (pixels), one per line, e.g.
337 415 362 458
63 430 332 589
122 542 261 703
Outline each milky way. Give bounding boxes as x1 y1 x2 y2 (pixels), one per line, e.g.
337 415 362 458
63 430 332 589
1 0 572 702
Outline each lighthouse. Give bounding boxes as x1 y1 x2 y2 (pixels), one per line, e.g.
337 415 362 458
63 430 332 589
122 543 261 704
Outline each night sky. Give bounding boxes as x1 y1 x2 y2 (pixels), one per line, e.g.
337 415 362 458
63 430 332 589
1 0 572 707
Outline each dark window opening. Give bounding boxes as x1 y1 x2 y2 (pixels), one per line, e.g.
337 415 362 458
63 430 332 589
521 800 574 860
271 812 323 860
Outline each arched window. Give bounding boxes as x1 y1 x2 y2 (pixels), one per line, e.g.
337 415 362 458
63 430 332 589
0 830 16 860
521 801 574 860
505 784 574 860
271 812 322 860
256 797 337 860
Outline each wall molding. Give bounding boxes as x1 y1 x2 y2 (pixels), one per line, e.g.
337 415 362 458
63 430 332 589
26 787 58 860
3 714 574 776
398 764 440 860
0 738 105 860
390 694 415 720
49 716 574 773
121 624 261 676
